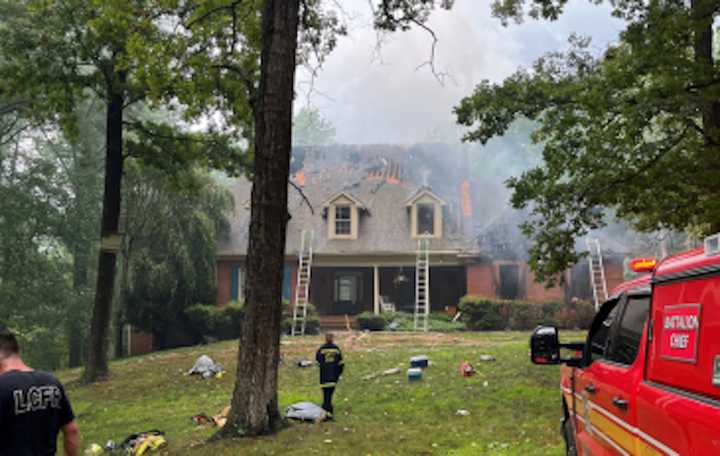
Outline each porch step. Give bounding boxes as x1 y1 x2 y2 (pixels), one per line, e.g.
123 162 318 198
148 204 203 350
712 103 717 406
319 315 358 331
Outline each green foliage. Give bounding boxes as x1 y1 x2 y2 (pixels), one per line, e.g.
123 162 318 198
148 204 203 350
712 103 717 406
281 301 321 335
0 104 103 369
357 312 388 331
185 302 245 341
292 106 336 146
122 164 233 348
458 297 508 330
457 1 720 284
458 296 594 330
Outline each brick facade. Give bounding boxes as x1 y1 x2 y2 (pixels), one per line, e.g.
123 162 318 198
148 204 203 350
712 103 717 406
129 328 154 356
524 265 565 302
216 260 234 305
466 262 496 297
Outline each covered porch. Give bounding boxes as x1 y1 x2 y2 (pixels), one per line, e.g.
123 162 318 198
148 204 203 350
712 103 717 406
308 264 467 316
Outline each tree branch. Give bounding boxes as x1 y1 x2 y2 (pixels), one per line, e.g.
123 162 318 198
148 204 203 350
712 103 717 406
289 180 314 215
185 0 245 28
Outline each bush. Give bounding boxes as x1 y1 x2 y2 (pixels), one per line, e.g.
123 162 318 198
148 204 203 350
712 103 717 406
184 302 244 341
554 300 595 329
281 300 321 335
458 296 596 331
357 312 388 331
458 296 506 330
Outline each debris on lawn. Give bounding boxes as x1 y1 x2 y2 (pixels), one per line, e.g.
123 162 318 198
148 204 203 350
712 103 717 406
191 406 230 428
186 355 225 379
297 359 314 368
190 414 214 426
479 354 496 362
363 367 401 381
345 331 370 348
119 430 167 455
84 443 103 455
407 367 423 381
483 380 489 387
456 409 470 417
459 361 476 377
409 355 428 368
285 402 328 423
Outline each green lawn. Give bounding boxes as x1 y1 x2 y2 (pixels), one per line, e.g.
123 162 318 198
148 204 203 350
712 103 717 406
59 331 580 455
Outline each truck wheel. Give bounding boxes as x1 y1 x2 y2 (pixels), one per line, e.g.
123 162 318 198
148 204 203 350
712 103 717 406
563 418 578 456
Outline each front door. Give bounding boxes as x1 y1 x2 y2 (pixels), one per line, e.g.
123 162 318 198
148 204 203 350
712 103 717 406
575 294 650 455
334 272 363 315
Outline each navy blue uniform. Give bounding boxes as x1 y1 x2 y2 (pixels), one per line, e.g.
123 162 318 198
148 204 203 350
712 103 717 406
0 370 74 456
316 343 343 415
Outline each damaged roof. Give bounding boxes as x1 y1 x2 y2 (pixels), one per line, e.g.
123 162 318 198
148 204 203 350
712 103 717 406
218 143 480 257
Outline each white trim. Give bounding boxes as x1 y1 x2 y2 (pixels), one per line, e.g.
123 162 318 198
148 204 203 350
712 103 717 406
373 265 380 315
321 191 366 209
404 189 447 207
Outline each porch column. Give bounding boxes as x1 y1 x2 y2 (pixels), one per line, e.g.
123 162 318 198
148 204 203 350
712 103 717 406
373 265 380 315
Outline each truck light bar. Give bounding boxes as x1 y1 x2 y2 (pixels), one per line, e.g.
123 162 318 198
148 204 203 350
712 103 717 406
629 257 657 273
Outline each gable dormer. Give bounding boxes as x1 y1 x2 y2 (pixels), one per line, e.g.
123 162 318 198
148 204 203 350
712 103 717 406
322 192 366 240
405 189 446 239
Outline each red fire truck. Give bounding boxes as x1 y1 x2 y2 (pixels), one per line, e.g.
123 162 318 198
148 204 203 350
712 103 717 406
531 235 720 455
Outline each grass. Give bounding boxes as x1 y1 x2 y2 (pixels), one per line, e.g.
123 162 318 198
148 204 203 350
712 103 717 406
58 331 582 455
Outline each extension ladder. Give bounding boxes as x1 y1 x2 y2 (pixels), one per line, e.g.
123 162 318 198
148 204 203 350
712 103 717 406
586 238 608 311
292 230 314 336
414 239 430 332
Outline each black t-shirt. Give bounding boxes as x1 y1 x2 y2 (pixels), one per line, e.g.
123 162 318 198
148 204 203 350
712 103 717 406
316 343 344 386
0 370 74 456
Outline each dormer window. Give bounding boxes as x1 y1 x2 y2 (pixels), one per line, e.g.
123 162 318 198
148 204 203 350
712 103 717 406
334 205 352 235
322 192 367 240
406 189 446 239
416 203 435 235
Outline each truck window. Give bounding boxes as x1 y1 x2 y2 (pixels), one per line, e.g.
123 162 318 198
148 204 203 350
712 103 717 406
589 304 619 362
605 297 650 365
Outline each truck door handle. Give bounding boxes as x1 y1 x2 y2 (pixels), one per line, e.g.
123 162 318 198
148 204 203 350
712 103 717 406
585 384 597 394
612 397 628 410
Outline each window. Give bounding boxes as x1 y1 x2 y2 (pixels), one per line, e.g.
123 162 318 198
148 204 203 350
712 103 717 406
334 274 360 303
606 297 650 365
499 264 521 300
335 205 351 236
589 300 619 362
417 203 435 235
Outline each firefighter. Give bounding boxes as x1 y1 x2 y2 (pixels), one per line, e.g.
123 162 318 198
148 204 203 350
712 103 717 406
315 332 344 418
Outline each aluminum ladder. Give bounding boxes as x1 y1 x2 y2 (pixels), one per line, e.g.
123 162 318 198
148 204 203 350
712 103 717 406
586 238 608 311
292 230 314 336
414 239 430 332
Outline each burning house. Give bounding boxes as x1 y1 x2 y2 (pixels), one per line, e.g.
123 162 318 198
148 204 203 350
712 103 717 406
215 144 626 328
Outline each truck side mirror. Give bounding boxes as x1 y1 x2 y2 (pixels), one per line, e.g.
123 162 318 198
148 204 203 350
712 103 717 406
531 325 561 365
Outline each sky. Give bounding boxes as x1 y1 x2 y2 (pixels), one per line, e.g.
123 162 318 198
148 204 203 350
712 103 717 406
295 0 625 145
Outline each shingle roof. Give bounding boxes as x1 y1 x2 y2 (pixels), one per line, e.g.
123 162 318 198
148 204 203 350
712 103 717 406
218 144 478 257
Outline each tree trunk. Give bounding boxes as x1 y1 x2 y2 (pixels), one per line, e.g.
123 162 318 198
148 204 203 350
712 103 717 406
691 0 720 233
83 74 125 383
218 0 300 437
68 245 88 368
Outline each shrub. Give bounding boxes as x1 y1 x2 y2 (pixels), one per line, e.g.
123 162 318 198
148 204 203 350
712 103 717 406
281 300 321 335
184 302 244 341
554 300 595 329
457 296 596 331
508 302 543 330
357 312 388 331
458 296 506 330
